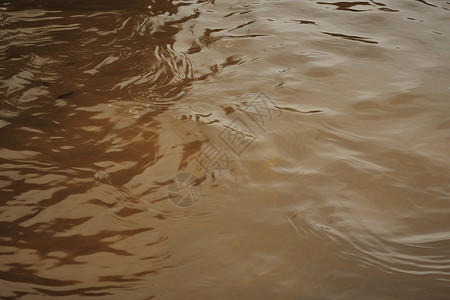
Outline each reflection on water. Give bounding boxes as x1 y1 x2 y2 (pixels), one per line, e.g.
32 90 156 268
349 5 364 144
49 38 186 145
1 0 449 299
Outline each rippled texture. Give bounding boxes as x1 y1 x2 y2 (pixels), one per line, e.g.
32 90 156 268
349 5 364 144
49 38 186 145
1 0 449 299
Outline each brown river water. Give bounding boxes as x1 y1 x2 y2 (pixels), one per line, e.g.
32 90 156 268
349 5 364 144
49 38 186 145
1 0 450 299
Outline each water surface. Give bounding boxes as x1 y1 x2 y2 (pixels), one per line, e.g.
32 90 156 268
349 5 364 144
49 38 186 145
1 0 450 299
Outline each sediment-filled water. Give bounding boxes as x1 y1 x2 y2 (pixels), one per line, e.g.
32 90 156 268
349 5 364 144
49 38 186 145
1 0 449 299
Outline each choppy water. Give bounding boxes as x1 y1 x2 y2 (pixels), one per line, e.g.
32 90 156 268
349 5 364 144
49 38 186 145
1 0 450 299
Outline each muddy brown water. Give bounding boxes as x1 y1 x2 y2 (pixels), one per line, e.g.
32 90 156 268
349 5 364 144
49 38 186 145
1 0 450 299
